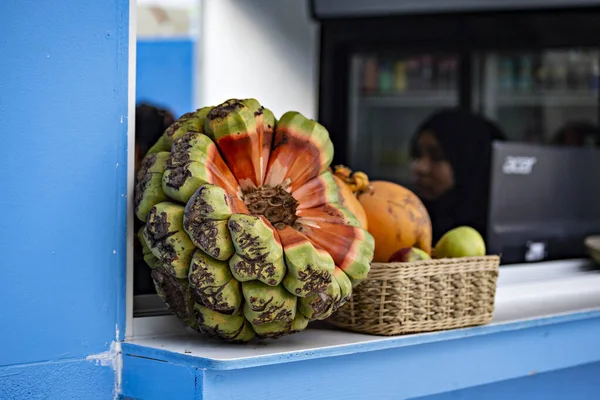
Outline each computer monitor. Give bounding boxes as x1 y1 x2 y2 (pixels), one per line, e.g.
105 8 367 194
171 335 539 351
487 142 600 265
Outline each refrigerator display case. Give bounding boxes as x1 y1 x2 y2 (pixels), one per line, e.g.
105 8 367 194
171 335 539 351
348 51 461 184
473 49 599 144
315 2 600 187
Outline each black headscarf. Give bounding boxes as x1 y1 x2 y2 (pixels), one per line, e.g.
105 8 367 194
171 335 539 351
134 103 175 295
410 108 506 244
135 103 175 157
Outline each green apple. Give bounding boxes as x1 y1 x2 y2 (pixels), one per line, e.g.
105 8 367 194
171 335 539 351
433 226 486 259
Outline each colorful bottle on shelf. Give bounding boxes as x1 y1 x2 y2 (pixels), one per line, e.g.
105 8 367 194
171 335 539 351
421 55 433 90
378 59 394 93
498 55 515 91
394 60 407 92
363 56 379 94
406 57 421 91
517 55 533 92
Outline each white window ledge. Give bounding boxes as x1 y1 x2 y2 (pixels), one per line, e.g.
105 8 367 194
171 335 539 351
126 258 600 365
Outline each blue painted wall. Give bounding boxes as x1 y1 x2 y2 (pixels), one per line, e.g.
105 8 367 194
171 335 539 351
136 38 195 118
0 0 128 397
121 354 199 399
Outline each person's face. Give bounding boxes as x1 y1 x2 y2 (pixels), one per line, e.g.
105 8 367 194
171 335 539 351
410 131 455 201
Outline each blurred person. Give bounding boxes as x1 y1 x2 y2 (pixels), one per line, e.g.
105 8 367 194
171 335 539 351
551 120 600 147
409 109 506 244
135 103 175 171
134 103 175 294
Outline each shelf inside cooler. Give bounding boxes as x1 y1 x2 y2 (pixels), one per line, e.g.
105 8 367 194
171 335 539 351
496 90 598 107
356 90 597 108
358 91 458 107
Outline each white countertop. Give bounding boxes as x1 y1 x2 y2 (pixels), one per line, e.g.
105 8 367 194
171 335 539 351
124 258 600 368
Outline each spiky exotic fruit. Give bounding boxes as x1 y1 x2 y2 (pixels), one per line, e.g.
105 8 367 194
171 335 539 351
135 98 374 342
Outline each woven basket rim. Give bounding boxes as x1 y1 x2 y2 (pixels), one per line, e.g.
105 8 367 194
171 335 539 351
365 255 500 278
372 254 500 268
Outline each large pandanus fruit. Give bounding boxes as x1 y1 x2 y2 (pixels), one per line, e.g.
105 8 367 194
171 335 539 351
135 98 375 342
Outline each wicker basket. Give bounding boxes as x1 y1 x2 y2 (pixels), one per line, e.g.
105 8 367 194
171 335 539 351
327 255 500 336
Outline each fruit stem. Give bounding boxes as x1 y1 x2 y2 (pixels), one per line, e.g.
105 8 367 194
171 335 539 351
332 165 370 196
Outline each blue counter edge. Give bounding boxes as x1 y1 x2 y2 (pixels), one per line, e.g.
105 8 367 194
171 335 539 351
122 308 600 371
